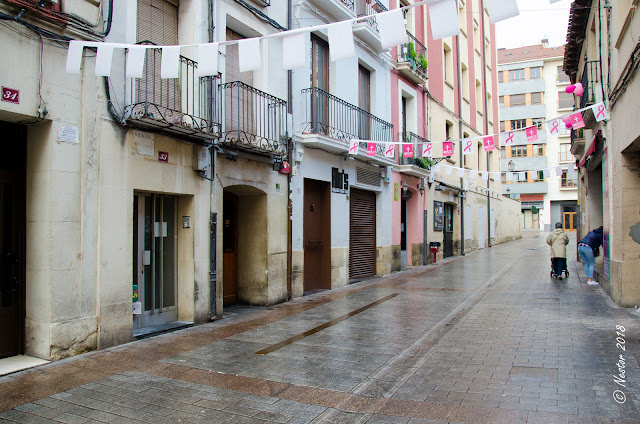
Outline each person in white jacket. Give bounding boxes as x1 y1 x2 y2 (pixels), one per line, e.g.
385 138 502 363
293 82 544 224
547 222 569 280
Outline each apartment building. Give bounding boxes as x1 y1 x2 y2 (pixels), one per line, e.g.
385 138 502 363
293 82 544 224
498 41 578 231
564 0 640 307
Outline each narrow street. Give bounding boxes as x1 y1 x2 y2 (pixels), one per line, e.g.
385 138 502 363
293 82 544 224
1 234 639 423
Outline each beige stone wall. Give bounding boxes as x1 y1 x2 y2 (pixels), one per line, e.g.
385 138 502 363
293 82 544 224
376 245 393 276
331 247 349 289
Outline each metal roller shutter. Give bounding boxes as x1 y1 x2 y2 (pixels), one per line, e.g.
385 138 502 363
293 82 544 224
349 188 376 280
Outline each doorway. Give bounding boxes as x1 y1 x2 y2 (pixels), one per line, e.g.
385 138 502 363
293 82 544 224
349 188 376 280
443 203 454 258
563 206 577 231
303 179 330 294
310 34 329 134
400 197 407 266
223 191 238 306
0 122 25 359
133 193 178 330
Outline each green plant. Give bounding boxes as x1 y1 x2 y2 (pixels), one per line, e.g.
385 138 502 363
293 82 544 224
421 56 428 70
415 157 434 169
408 42 417 59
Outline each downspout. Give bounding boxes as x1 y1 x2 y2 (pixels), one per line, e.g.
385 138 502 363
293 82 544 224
455 35 464 255
209 0 219 320
286 0 293 301
480 0 491 247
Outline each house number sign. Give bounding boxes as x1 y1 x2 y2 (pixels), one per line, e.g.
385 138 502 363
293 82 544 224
158 151 168 163
2 87 19 104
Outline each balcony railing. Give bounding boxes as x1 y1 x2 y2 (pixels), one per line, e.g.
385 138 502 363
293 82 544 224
301 87 394 148
397 32 428 80
341 0 355 11
579 60 599 109
124 42 221 140
355 0 388 32
218 81 288 156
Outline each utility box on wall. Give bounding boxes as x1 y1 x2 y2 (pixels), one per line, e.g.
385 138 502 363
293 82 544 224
193 146 210 173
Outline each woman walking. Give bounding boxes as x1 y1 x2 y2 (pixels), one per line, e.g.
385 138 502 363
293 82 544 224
578 226 604 285
547 222 569 280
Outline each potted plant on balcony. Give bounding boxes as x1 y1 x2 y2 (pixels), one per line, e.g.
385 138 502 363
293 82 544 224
407 42 417 67
415 157 434 170
416 54 428 74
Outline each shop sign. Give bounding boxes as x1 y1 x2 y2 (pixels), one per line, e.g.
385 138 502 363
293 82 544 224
1 87 19 104
331 167 348 194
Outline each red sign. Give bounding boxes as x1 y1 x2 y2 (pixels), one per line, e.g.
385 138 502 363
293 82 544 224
279 161 290 174
2 87 19 104
158 151 168 163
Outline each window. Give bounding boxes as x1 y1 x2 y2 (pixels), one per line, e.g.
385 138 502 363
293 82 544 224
487 93 492 121
473 19 480 53
463 132 470 167
561 170 577 187
534 171 545 182
500 121 506 132
510 94 525 106
530 67 542 79
476 80 482 112
462 63 469 100
458 0 466 33
511 145 527 157
446 121 453 140
559 144 572 161
558 91 574 109
532 144 544 156
531 92 543 104
509 68 525 81
532 118 544 129
501 147 506 159
498 71 504 83
511 119 526 130
557 66 570 83
499 96 504 106
518 171 528 182
444 43 453 83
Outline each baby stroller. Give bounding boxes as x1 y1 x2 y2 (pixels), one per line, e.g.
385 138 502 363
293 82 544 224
550 258 569 279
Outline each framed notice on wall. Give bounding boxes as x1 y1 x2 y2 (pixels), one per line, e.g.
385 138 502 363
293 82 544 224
434 201 444 231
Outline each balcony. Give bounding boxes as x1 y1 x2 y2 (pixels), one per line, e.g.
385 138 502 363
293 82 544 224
309 0 355 22
396 32 428 84
580 60 600 128
218 81 288 157
352 0 388 53
397 132 433 178
299 87 395 166
570 127 585 157
124 42 222 144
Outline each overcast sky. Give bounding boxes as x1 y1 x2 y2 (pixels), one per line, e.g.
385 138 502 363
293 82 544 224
495 0 573 49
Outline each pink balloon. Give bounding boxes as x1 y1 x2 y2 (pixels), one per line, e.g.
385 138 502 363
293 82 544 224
565 85 576 94
562 116 571 124
565 120 573 129
574 83 584 97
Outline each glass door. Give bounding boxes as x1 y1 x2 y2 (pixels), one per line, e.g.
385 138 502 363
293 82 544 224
133 193 177 329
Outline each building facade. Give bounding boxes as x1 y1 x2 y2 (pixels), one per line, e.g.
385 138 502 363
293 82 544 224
564 0 640 306
498 41 578 232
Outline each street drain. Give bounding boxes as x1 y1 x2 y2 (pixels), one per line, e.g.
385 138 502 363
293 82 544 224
509 366 558 382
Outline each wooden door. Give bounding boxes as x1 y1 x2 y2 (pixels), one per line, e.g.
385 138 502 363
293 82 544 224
443 204 454 258
223 191 238 305
358 65 371 140
350 188 376 280
0 123 25 359
304 179 330 293
563 212 577 231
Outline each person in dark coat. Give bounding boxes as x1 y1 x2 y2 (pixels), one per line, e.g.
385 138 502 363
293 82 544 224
578 226 604 285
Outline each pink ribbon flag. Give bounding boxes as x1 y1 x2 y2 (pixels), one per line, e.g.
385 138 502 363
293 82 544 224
483 136 495 152
525 126 538 143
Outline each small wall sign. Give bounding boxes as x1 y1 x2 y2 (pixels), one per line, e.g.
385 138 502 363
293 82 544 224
158 151 168 163
1 87 19 104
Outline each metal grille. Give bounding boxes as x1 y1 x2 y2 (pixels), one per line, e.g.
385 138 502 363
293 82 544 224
356 167 381 187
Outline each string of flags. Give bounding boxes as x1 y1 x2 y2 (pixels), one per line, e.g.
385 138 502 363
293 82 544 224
65 0 559 78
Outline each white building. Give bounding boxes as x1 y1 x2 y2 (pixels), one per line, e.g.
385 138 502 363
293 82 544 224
498 41 578 231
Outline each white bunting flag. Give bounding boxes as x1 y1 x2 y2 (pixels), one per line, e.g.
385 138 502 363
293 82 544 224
197 43 219 76
591 102 609 122
433 163 442 173
567 166 575 180
282 33 306 70
328 21 355 62
546 119 561 136
445 166 453 176
422 142 433 158
378 9 408 49
485 0 520 23
239 38 261 72
462 139 474 155
506 172 514 182
95 44 114 77
161 46 181 79
549 0 563 3
469 170 477 179
481 171 489 181
348 139 360 155
543 168 550 179
555 166 562 176
429 0 460 40
66 40 85 74
518 171 526 181
457 168 465 178
384 143 395 158
126 46 146 78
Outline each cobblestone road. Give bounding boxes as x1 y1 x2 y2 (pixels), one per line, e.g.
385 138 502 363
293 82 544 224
1 233 639 423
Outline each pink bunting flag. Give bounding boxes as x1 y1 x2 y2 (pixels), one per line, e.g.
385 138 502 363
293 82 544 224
483 136 495 152
403 144 414 158
366 142 377 157
422 142 433 158
570 112 585 129
442 141 454 157
349 139 360 155
462 139 474 155
525 126 538 143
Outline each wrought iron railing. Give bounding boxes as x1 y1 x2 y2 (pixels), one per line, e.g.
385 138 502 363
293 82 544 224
218 81 288 155
355 0 388 32
301 87 394 148
397 31 428 79
124 41 221 137
580 60 599 109
340 0 355 11
570 127 584 146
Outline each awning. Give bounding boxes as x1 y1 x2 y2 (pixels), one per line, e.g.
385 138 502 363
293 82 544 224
578 135 597 167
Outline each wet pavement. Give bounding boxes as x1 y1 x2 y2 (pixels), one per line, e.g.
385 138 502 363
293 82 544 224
1 233 640 423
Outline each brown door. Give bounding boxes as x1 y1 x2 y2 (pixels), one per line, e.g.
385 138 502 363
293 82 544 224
223 191 238 305
0 122 25 359
310 34 329 134
350 188 376 280
443 204 454 258
304 179 330 294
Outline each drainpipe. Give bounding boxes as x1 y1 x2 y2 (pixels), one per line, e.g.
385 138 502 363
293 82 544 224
286 0 293 301
455 34 465 255
480 0 491 247
209 0 219 320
